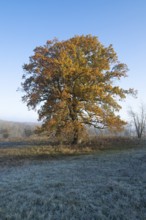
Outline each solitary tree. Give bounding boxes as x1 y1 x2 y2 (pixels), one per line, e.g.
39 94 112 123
21 35 134 144
0 129 9 139
23 127 34 138
129 104 146 138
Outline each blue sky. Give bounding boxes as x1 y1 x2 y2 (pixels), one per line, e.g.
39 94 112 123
0 0 145 122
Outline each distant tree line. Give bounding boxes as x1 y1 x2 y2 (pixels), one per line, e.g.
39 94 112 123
0 120 36 139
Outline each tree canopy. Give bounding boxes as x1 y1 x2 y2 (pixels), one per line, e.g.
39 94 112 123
21 35 134 144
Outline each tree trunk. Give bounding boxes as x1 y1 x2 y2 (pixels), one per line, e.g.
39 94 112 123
71 127 78 145
137 132 142 139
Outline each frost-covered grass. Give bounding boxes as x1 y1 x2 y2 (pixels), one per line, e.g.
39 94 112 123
0 145 146 219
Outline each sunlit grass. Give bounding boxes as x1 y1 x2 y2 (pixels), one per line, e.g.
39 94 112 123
0 137 143 167
0 145 94 158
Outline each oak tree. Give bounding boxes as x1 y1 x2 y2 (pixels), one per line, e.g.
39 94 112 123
21 35 134 144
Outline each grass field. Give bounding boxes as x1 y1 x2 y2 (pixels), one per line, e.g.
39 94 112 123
0 139 146 219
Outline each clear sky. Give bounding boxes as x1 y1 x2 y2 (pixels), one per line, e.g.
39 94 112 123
0 0 145 122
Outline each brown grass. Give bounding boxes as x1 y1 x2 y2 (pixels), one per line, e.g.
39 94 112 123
0 136 145 167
